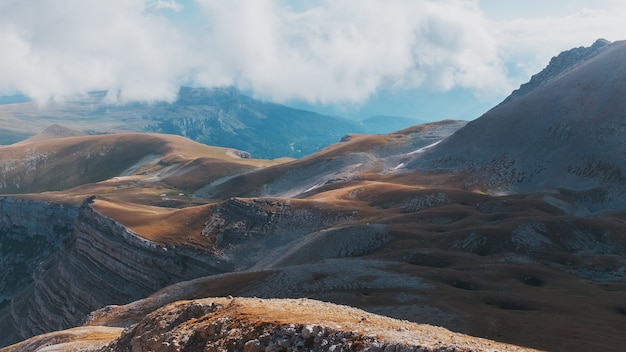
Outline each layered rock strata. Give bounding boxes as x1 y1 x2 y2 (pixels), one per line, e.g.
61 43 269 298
0 197 78 304
0 196 373 347
0 200 223 347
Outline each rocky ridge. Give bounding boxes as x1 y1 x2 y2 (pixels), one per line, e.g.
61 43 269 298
2 297 539 352
0 199 223 347
100 297 537 352
0 197 77 304
409 39 626 211
500 38 611 105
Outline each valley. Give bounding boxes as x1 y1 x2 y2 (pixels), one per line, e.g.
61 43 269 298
0 40 625 351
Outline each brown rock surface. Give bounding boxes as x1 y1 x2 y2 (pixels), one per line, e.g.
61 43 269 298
2 297 539 352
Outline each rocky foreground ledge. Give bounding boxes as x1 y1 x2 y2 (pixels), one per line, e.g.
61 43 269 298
3 297 539 352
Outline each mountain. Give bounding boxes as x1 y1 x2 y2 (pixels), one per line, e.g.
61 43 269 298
409 39 626 211
143 87 373 159
0 87 409 159
500 38 611 105
1 116 625 351
0 88 436 158
2 40 626 352
198 120 467 199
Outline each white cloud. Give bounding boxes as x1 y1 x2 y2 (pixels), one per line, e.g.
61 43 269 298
0 0 510 104
0 0 188 102
192 0 510 104
1 0 625 106
485 1 626 84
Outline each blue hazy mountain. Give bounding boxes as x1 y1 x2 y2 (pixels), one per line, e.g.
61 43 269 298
0 87 424 159
142 87 369 159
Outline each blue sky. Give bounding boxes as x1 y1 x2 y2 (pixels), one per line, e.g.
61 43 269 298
1 0 626 121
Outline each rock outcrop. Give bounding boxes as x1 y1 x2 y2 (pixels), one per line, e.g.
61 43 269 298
0 200 224 347
0 195 389 347
500 38 611 105
202 197 366 269
0 197 78 304
2 297 539 352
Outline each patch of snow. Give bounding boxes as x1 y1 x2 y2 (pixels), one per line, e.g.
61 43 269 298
407 140 442 155
303 182 324 194
120 153 161 176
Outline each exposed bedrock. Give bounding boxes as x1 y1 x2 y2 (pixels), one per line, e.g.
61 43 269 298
0 201 224 347
0 197 78 304
0 196 378 347
201 197 372 270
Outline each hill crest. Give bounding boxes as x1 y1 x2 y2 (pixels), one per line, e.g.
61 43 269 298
408 40 626 211
500 38 612 105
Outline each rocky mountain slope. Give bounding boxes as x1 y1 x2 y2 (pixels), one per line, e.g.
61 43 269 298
198 120 467 199
499 38 611 105
409 39 626 211
1 118 625 351
0 200 228 346
0 198 77 305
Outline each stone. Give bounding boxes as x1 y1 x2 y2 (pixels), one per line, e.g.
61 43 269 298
244 339 261 352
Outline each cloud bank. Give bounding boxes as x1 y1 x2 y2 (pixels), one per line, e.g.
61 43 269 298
487 1 626 80
1 0 626 105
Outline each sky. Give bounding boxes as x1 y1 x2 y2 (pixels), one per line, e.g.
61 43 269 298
1 0 626 121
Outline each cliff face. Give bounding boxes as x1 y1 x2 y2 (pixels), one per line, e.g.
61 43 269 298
0 200 225 347
0 197 78 304
0 196 371 347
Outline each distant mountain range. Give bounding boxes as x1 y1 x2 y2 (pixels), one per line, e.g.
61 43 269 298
0 87 423 159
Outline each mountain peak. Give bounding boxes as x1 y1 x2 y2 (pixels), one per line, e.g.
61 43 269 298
409 40 626 210
500 38 612 105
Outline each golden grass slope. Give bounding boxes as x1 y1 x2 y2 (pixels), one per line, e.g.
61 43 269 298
206 120 465 198
3 119 625 351
91 198 215 247
0 128 288 198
